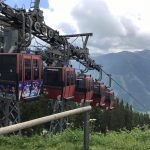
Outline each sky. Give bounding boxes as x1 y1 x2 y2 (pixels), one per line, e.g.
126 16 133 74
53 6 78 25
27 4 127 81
4 0 150 54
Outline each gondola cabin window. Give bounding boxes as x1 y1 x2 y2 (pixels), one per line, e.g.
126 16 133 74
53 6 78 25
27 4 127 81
93 86 100 98
67 71 70 86
89 79 93 91
44 68 62 87
33 59 39 80
71 72 75 85
19 57 22 81
24 59 31 80
0 54 17 102
76 79 85 93
0 55 16 81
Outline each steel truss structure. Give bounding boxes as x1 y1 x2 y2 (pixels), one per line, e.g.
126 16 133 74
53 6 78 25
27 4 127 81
49 99 68 134
0 94 20 128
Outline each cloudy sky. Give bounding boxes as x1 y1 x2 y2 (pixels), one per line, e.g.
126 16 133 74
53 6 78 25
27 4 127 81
5 0 150 53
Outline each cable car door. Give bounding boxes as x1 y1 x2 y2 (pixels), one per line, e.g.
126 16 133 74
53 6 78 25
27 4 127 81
22 55 32 99
63 68 70 99
30 58 42 97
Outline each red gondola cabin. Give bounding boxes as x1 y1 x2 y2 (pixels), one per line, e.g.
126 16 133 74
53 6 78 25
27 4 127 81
74 75 93 103
43 66 76 100
104 89 114 110
91 82 114 110
0 53 43 100
91 82 106 107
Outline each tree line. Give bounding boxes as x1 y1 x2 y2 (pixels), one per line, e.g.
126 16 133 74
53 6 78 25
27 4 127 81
20 97 150 135
69 98 150 133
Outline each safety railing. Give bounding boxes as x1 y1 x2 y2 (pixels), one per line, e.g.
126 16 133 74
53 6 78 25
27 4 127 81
0 106 92 150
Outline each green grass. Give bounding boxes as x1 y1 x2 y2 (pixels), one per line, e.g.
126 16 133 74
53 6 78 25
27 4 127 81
0 128 150 150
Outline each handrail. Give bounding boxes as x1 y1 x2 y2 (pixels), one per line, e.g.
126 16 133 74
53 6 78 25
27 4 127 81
0 106 91 135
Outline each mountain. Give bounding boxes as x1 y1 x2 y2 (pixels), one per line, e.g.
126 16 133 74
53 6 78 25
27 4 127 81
93 50 150 111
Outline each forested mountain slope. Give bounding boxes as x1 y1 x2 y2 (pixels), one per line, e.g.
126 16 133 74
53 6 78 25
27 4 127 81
94 50 150 111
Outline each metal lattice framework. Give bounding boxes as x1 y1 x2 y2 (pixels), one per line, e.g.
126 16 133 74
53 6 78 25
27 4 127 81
0 94 20 128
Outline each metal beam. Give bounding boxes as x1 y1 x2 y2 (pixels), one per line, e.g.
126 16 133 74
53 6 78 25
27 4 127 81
60 33 93 38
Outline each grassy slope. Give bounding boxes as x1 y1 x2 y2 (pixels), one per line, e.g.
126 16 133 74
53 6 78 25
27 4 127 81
0 128 150 150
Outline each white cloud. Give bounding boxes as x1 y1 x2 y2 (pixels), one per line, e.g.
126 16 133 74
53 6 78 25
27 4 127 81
41 0 150 53
42 0 79 34
105 0 150 33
